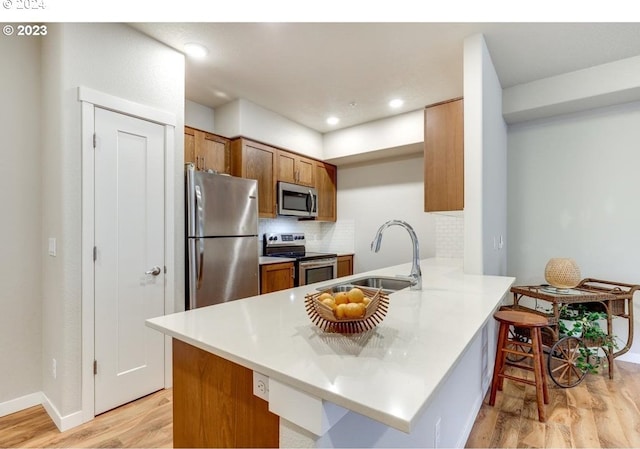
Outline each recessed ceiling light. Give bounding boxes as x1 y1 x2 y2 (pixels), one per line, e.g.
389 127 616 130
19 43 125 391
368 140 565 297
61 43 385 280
184 43 208 59
326 116 339 125
389 98 404 108
213 90 230 99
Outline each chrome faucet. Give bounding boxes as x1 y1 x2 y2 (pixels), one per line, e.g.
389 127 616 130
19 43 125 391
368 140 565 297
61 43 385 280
371 220 422 290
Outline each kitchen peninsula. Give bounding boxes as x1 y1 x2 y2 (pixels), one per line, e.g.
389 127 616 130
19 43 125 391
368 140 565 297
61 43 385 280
146 258 514 448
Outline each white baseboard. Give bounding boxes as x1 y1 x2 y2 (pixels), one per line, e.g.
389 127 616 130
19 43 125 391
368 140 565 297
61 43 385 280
0 392 44 418
616 352 640 364
41 393 84 432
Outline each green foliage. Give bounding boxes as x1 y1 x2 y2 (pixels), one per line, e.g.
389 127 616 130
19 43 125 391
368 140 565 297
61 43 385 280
558 304 617 373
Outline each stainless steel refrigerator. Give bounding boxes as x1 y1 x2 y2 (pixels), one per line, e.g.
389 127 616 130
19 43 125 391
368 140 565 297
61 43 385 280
186 164 259 309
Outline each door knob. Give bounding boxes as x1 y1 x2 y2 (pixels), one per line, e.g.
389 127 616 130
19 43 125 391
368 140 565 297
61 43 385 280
145 266 162 276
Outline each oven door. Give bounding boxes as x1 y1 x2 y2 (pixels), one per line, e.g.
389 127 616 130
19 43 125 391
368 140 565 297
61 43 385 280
298 258 337 286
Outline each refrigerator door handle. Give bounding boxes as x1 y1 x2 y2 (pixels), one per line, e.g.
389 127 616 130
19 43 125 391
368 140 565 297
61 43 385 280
197 239 204 289
195 184 204 237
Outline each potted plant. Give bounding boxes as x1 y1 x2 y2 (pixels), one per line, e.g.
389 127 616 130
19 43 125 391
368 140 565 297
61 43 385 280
558 304 617 373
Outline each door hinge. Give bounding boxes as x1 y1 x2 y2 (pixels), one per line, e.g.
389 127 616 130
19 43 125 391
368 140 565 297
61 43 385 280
93 360 98 375
93 246 97 262
93 133 97 149
164 266 167 274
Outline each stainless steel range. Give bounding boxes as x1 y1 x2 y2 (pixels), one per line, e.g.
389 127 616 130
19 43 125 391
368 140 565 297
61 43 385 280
263 233 337 286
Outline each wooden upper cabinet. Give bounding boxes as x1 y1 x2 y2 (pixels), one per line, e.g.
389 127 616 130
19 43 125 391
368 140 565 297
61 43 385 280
230 138 277 218
185 128 196 165
314 161 337 222
277 150 315 186
184 126 230 173
224 135 337 221
424 98 464 212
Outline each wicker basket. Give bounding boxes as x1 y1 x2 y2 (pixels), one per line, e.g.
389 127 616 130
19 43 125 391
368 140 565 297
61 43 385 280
304 286 389 334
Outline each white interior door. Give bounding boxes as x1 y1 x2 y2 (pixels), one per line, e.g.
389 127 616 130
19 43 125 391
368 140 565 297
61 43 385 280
94 107 165 415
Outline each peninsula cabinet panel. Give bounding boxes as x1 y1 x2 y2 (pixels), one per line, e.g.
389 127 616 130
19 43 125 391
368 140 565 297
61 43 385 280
261 262 294 294
230 138 277 218
184 126 230 173
172 339 279 448
315 161 337 222
424 98 464 212
277 150 315 186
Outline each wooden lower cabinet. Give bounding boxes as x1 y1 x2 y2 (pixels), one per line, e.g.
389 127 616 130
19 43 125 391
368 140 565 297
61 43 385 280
337 254 354 278
172 339 279 448
260 262 295 294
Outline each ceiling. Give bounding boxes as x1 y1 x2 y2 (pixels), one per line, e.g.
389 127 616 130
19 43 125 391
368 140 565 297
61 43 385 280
130 22 640 133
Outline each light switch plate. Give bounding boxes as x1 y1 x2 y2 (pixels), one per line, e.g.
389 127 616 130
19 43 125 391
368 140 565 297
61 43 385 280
48 238 57 257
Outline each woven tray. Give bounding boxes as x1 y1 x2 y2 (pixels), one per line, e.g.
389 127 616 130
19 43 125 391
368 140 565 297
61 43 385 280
304 286 389 334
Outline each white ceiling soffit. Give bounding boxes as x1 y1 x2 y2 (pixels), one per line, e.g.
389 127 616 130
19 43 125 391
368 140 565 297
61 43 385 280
130 22 640 133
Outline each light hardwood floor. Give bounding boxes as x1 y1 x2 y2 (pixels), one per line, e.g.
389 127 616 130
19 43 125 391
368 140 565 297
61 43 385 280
1 361 639 448
466 360 640 448
0 389 172 448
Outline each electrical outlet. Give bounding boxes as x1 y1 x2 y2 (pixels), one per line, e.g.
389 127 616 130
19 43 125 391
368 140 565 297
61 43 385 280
252 371 269 401
434 417 441 448
52 358 57 379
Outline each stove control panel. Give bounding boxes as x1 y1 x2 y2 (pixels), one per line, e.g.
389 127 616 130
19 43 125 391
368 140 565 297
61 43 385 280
264 232 306 247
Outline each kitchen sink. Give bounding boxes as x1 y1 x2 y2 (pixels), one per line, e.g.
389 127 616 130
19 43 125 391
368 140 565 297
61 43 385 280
319 275 415 294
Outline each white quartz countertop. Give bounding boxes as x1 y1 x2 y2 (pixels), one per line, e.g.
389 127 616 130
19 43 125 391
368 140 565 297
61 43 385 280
147 258 514 433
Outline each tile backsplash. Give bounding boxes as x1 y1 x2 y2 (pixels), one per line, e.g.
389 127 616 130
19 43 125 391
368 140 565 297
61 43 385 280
260 214 463 258
434 214 464 259
259 218 355 254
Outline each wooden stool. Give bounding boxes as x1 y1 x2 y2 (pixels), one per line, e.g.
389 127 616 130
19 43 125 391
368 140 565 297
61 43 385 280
489 310 549 422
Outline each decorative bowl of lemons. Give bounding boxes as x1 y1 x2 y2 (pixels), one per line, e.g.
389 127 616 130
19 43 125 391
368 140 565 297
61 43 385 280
304 286 389 333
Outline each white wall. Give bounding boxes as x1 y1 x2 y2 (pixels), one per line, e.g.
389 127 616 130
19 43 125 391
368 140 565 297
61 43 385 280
508 101 640 360
41 23 185 418
215 98 324 159
0 35 42 407
323 110 424 163
185 99 215 132
337 153 436 274
463 34 508 276
503 54 640 124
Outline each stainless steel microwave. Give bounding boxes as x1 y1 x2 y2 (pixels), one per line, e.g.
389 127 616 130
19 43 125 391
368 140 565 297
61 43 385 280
277 181 318 217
